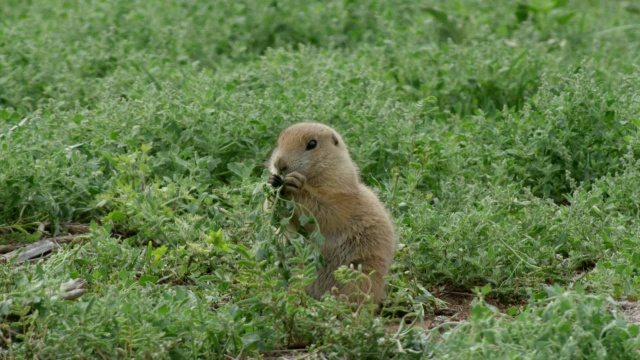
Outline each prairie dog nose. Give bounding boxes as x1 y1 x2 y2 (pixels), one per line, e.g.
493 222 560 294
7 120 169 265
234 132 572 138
274 157 288 173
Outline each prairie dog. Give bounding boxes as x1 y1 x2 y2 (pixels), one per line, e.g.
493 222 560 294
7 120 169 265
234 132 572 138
267 122 396 304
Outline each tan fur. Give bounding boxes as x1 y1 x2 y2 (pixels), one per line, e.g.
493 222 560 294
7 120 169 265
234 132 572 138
267 122 396 305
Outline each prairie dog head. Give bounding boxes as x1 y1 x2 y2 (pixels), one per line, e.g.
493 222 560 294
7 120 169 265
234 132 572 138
269 122 359 185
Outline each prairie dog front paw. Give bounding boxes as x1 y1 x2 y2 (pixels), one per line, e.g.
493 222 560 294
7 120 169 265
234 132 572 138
268 174 283 188
283 172 306 193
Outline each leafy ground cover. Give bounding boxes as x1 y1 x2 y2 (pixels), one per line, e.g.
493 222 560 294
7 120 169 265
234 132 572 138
2 0 640 358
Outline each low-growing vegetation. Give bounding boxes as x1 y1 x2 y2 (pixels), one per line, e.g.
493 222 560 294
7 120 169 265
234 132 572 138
2 0 640 358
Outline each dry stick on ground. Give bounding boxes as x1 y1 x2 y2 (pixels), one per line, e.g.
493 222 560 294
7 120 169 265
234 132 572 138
0 223 90 255
0 244 16 254
2 238 89 301
49 223 91 235
59 223 91 234
34 222 91 235
50 279 88 301
0 235 80 263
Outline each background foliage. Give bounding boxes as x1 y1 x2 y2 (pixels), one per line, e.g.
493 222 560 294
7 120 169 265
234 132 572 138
2 0 640 358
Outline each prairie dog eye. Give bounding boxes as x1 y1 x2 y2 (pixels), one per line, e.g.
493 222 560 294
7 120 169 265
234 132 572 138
306 139 317 150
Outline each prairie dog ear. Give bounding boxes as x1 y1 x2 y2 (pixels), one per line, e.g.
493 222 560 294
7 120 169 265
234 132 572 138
332 134 339 146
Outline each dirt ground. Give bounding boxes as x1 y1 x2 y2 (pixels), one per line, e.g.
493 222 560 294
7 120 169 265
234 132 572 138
619 301 640 324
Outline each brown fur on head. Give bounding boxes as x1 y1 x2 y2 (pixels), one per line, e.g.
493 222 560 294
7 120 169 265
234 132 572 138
269 122 359 188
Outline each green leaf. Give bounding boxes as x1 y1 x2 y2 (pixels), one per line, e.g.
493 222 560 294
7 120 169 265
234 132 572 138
152 245 167 266
157 304 169 315
481 283 492 295
241 332 261 346
104 210 126 222
299 214 311 226
227 162 254 179
423 7 449 24
139 275 159 285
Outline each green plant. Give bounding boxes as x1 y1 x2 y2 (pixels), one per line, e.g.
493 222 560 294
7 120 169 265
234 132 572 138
2 0 640 357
